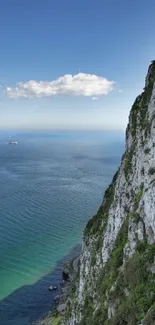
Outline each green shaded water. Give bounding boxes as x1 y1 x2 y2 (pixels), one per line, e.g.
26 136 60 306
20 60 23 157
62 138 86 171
0 131 124 325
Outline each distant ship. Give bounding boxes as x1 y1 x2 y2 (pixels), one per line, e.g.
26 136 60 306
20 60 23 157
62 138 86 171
8 141 18 145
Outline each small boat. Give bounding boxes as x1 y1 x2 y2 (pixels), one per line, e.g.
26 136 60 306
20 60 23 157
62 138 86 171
8 141 18 145
48 285 57 291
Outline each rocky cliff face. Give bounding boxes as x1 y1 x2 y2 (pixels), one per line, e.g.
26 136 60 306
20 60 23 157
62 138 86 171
62 61 155 325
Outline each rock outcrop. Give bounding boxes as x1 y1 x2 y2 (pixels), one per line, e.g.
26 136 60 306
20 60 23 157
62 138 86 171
62 61 155 325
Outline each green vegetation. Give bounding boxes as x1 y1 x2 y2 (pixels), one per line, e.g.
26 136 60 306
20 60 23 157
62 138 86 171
109 299 138 325
140 61 155 138
130 211 141 223
72 218 155 325
85 170 118 239
129 95 142 138
124 141 137 181
84 206 105 237
124 152 133 180
143 303 155 325
135 183 144 201
104 242 155 325
103 182 116 214
133 183 144 211
92 307 108 325
110 216 129 272
41 314 61 325
79 217 129 325
127 60 155 147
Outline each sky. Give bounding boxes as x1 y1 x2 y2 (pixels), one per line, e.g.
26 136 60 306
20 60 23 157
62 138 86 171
0 0 155 131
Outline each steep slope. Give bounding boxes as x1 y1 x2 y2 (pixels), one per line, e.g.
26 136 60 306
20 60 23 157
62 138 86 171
62 61 155 325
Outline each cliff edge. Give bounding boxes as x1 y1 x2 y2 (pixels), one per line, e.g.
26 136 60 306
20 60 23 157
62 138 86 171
61 61 155 325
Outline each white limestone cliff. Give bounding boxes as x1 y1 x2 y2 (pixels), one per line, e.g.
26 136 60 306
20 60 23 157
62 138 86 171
62 61 155 325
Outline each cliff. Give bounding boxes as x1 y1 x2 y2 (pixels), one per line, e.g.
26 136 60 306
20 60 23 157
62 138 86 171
61 61 155 325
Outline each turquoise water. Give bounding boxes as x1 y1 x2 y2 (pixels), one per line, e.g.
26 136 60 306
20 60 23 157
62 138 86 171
0 130 124 324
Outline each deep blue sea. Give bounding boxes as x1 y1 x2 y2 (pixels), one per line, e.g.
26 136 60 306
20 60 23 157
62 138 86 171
0 130 124 325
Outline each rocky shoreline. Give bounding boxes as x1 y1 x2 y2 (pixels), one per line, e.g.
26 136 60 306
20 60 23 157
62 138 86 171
57 255 80 310
30 254 81 325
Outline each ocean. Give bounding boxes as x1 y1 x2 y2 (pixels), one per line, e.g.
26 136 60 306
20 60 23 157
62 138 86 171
0 130 124 325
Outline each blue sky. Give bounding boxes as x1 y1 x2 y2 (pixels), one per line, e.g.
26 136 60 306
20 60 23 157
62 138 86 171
0 0 155 130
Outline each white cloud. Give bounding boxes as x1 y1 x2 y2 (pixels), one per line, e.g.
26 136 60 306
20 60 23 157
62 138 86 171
92 96 98 101
5 73 115 99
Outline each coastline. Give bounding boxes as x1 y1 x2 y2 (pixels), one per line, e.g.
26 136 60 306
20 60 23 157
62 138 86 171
31 253 81 325
0 245 81 325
